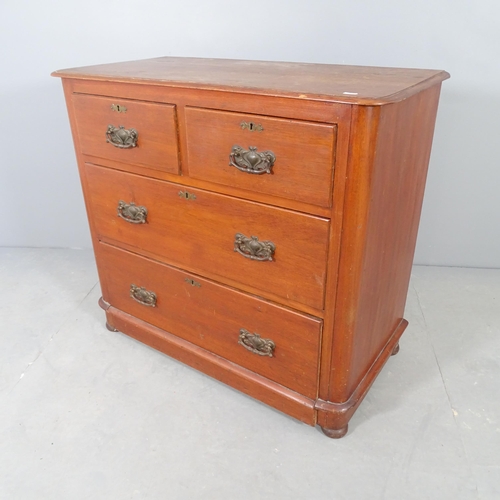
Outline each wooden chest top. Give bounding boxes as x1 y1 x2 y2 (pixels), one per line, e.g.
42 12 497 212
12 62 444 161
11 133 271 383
52 57 449 105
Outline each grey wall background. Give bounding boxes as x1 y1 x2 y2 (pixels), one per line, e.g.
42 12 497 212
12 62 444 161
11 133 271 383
0 0 498 268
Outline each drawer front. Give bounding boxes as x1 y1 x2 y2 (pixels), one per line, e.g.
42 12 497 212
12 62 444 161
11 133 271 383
98 243 321 398
185 107 336 207
85 164 329 311
72 94 180 174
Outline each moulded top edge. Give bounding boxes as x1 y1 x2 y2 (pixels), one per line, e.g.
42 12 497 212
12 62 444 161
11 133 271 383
52 56 450 106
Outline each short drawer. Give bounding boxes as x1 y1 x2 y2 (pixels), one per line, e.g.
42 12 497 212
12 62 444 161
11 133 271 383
85 163 330 311
185 107 336 207
72 94 180 174
98 242 322 398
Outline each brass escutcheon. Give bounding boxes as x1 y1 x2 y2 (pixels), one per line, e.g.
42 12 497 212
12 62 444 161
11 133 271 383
110 103 127 113
178 190 196 200
184 277 201 287
240 121 263 132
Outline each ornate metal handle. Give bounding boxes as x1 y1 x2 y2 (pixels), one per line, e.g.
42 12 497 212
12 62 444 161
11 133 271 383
106 125 138 148
238 329 275 357
117 201 147 224
130 284 157 307
234 233 275 261
229 145 276 174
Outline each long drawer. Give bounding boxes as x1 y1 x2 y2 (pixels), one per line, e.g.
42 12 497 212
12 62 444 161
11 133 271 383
85 163 330 311
72 94 180 174
97 242 322 398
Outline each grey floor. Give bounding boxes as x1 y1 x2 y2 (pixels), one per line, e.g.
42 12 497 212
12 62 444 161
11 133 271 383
1 249 499 499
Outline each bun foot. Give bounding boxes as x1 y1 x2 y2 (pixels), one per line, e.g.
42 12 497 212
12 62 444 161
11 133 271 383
106 322 118 332
391 342 400 356
320 424 348 439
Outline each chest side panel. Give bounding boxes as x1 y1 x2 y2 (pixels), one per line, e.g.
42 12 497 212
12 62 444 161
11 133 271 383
327 85 443 406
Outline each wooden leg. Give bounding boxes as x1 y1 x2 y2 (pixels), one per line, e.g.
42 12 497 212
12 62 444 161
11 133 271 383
106 322 118 332
391 342 400 356
320 424 348 439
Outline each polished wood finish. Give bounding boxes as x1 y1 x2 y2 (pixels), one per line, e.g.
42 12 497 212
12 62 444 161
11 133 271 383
53 56 449 105
65 78 349 219
391 343 400 356
97 242 322 398
72 93 180 174
185 107 336 207
321 425 348 439
85 163 330 311
316 319 408 435
54 57 448 438
103 302 317 425
324 85 443 403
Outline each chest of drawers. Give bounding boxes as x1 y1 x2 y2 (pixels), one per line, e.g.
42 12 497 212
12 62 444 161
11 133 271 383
53 57 449 438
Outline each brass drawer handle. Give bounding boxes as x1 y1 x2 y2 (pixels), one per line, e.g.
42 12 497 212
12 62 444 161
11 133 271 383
229 145 276 174
117 201 147 224
238 329 275 357
130 284 157 307
106 124 138 148
234 233 275 261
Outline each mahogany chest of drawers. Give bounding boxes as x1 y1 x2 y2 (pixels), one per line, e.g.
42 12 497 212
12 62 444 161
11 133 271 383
53 57 449 438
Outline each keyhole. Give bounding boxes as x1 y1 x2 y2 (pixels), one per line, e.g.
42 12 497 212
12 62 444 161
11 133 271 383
249 122 255 131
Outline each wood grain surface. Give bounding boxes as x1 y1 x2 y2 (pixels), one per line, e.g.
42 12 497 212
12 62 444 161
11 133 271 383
185 107 336 207
105 305 317 425
72 93 180 173
97 242 322 398
84 163 330 311
327 84 443 405
54 59 449 437
53 57 449 105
